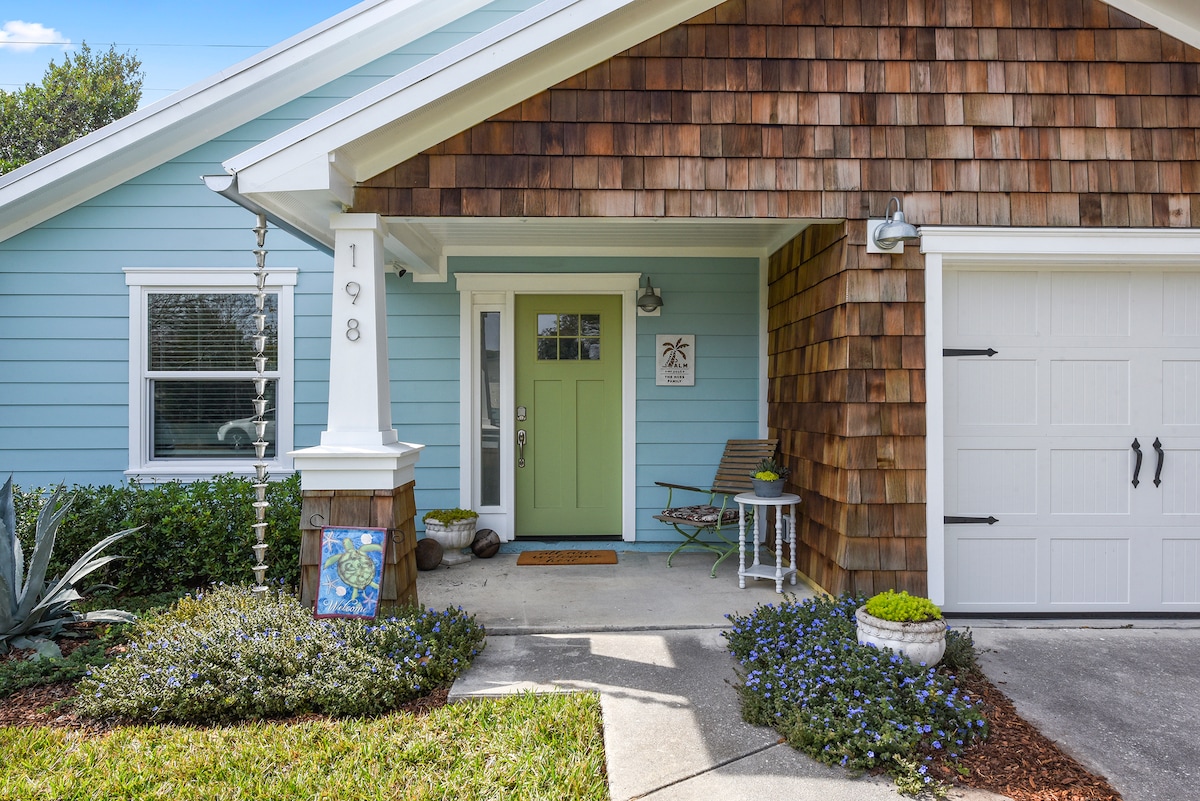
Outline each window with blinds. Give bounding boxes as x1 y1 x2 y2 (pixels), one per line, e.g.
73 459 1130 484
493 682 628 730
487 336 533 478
146 293 278 459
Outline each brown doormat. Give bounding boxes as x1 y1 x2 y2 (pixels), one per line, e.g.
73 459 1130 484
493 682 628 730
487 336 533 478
516 550 618 566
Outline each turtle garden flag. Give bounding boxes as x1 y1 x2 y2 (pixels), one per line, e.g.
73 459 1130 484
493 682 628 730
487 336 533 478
315 526 388 619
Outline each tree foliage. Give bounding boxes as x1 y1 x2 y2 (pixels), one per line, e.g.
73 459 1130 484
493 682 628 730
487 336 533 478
0 43 143 174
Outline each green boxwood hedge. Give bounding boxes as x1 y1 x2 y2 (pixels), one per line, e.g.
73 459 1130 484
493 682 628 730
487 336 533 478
13 474 301 597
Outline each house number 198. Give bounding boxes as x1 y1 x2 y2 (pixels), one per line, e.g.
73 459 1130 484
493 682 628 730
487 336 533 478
344 281 361 341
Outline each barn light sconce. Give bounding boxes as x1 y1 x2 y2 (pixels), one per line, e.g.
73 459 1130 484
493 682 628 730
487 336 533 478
867 197 921 254
637 276 664 315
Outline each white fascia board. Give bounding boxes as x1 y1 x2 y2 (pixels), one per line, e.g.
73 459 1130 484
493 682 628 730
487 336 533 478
921 226 1200 264
228 0 722 191
1101 0 1200 50
0 0 493 244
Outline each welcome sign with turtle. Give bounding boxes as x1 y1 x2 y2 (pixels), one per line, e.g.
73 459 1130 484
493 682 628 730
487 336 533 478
315 526 388 618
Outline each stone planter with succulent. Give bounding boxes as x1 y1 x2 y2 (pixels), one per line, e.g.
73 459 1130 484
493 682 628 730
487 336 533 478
750 456 790 497
854 589 948 666
421 508 478 566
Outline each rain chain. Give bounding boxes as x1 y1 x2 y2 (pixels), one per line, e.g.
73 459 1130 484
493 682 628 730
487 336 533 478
250 213 271 593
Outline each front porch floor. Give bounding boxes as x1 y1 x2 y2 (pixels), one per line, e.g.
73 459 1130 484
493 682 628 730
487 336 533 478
415 549 818 634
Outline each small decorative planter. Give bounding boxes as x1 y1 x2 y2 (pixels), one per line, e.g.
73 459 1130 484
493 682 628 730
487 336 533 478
855 606 948 666
422 509 478 566
751 478 785 497
749 455 790 498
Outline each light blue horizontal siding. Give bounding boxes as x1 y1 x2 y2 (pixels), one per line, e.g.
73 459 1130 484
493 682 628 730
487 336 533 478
1 0 724 494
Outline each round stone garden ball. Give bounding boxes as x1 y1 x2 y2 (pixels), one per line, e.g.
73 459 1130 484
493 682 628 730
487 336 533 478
471 528 501 558
415 537 444 570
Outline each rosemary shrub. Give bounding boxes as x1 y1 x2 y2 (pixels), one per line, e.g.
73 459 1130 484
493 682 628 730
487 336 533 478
75 583 485 723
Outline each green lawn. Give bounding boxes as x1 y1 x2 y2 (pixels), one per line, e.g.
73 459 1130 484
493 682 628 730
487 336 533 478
0 692 608 801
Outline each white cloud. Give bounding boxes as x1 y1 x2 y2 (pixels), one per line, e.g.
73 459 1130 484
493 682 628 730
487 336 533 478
0 20 69 53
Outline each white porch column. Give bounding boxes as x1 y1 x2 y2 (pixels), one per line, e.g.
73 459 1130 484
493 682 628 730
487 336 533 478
291 213 422 490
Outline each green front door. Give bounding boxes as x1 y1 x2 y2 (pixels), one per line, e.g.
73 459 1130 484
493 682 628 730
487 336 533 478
514 294 622 536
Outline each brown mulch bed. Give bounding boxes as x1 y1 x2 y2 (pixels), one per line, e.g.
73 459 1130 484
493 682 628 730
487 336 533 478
930 671 1123 801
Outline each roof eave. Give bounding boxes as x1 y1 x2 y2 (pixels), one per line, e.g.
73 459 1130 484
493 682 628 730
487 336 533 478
0 0 495 243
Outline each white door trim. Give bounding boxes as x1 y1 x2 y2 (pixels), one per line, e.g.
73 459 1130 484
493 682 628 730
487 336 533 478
456 272 641 541
921 226 1200 607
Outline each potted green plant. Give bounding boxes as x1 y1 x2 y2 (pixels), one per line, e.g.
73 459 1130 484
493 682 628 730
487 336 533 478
750 457 790 497
854 589 948 666
422 508 478 566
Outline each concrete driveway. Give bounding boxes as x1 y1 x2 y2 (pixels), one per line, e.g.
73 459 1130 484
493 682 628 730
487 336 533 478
966 623 1200 801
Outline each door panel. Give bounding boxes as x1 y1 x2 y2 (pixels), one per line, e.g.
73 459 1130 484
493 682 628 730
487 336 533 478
515 294 621 536
944 268 1200 612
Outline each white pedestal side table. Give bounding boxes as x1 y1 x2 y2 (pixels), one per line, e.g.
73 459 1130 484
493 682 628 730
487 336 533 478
735 492 799 593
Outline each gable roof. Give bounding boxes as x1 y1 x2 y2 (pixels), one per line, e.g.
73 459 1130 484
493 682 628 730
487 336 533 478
212 0 725 272
0 0 500 243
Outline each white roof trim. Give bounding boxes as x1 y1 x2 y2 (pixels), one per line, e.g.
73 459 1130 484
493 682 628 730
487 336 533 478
1102 0 1200 51
0 0 496 243
222 0 722 265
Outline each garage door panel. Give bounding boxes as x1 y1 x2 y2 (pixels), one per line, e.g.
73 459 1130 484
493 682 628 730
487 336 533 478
1162 540 1200 603
1160 448 1200 515
1050 448 1131 515
955 360 1038 425
1162 361 1200 425
955 448 1038 515
1049 538 1130 604
1050 271 1130 337
1162 273 1200 336
953 271 1039 338
949 537 1039 606
1050 360 1130 426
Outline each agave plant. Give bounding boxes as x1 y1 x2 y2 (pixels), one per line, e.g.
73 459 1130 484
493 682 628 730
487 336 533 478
0 475 138 657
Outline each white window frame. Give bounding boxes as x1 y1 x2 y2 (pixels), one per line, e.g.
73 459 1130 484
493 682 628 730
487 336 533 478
124 268 297 481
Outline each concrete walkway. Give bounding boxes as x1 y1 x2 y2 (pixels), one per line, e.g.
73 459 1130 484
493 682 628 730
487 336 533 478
419 551 1007 800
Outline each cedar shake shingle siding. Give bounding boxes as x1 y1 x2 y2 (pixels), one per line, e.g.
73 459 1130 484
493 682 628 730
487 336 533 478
353 0 1200 596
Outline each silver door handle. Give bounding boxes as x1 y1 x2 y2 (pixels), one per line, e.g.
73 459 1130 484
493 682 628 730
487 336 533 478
517 429 526 468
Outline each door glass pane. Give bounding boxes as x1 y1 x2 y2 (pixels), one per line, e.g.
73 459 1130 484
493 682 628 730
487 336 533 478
535 310 602 361
479 311 501 507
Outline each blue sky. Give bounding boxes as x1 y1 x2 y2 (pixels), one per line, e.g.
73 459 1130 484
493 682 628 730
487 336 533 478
1 2 356 105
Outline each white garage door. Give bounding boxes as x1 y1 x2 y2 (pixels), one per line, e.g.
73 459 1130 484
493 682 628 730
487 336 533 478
944 267 1200 613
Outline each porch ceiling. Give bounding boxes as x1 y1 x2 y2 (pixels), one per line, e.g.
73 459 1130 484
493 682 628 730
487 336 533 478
384 217 821 280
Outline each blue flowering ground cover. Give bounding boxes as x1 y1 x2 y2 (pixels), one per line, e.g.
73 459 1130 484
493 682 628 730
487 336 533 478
724 593 987 796
73 583 485 723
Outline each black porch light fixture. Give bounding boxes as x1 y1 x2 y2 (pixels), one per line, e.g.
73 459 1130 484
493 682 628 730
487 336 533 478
868 196 921 254
637 275 664 314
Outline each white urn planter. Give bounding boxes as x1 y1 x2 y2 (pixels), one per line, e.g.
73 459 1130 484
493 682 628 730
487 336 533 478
855 606 948 666
423 519 476 566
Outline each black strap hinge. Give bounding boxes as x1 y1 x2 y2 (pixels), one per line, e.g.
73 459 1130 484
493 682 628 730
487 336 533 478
943 348 997 357
944 515 999 525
